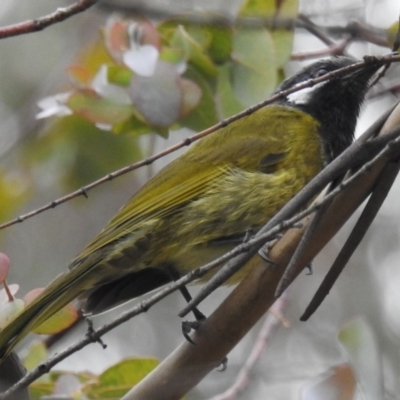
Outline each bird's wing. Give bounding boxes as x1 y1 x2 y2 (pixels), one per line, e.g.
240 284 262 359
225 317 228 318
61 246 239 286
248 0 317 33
74 107 295 261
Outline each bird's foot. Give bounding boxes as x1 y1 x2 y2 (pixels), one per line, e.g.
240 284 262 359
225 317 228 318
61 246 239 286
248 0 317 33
181 315 205 345
305 262 313 275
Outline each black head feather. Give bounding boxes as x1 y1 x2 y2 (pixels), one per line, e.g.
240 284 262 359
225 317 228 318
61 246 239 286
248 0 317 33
277 56 380 161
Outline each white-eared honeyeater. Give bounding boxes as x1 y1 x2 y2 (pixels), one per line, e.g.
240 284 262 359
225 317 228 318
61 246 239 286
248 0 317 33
0 56 380 360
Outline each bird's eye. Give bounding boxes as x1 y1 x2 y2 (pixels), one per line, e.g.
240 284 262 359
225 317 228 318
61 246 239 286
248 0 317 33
315 68 329 78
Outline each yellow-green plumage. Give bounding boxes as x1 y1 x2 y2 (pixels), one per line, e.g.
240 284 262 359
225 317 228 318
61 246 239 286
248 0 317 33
0 56 379 361
0 106 322 359
75 106 322 281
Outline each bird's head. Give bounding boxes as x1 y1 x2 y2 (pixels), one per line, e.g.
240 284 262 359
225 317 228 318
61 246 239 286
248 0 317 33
276 56 381 161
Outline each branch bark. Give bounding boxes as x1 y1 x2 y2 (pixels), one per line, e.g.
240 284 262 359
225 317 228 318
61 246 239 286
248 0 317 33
122 103 400 400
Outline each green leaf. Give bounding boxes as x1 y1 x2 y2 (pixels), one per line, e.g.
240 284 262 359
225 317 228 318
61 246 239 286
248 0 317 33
23 341 48 371
231 29 277 106
107 65 133 87
171 26 218 78
29 371 94 400
82 358 159 399
239 0 298 18
237 0 298 91
177 67 218 131
215 64 244 118
206 24 233 64
28 381 54 400
113 113 154 136
23 115 142 189
0 169 30 222
386 21 400 51
67 89 133 126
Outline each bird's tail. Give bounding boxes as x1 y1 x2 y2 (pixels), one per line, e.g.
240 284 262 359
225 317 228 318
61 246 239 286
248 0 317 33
0 264 94 361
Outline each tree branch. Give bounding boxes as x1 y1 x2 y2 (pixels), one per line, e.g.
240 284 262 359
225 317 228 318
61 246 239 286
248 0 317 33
1 55 398 232
119 105 400 400
0 0 97 39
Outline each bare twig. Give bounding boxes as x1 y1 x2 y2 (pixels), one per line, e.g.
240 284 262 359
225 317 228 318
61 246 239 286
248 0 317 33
275 193 332 297
122 108 400 400
1 107 399 400
291 37 351 60
178 122 400 319
0 0 97 39
2 56 396 232
300 159 400 321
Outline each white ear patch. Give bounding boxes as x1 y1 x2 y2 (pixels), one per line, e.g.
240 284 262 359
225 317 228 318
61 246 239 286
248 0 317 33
286 81 325 105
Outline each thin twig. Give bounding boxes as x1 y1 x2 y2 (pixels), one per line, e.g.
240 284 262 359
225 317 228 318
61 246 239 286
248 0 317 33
0 0 97 39
291 37 351 60
298 14 336 46
2 120 399 400
300 159 400 321
178 124 400 318
2 55 396 232
274 193 333 297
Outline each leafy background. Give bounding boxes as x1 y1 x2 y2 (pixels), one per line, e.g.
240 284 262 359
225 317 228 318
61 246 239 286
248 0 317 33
0 0 399 399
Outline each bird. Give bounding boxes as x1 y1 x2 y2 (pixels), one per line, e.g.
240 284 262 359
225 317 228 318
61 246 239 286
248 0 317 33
0 56 380 361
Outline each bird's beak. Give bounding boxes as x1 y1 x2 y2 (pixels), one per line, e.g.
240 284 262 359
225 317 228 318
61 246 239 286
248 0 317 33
348 61 382 82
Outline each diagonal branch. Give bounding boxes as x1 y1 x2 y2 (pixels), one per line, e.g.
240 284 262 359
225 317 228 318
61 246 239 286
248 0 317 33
0 0 97 39
1 55 398 232
1 107 400 400
178 109 400 318
120 104 400 400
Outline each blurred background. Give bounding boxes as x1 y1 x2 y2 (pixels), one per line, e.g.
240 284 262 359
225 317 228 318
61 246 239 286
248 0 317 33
0 0 400 399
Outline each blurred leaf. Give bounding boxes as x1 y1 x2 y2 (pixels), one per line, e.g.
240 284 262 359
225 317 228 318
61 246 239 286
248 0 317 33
31 301 78 335
23 341 48 371
0 169 30 222
338 318 383 400
75 38 115 78
67 65 93 88
67 89 133 126
113 113 154 136
82 358 159 399
239 0 298 18
24 115 142 189
128 61 183 128
234 0 297 104
179 78 202 117
24 288 79 335
386 21 400 51
231 28 277 106
0 298 24 329
177 67 218 131
107 65 133 87
205 23 233 64
271 29 295 68
29 371 94 400
28 381 54 400
160 17 232 65
159 47 186 65
170 26 218 78
216 64 244 118
302 364 357 400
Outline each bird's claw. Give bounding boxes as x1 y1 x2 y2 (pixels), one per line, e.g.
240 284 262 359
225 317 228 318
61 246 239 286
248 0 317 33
305 262 313 275
258 246 275 264
182 320 203 345
217 356 228 371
